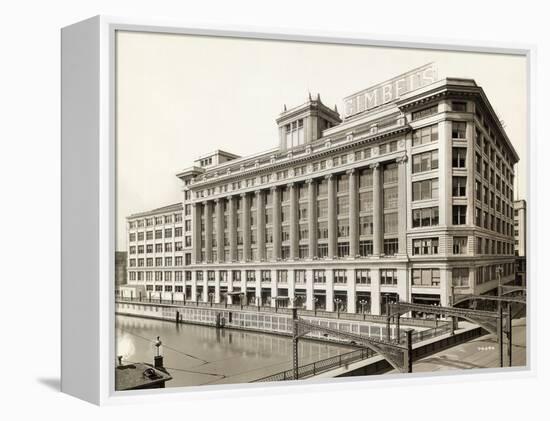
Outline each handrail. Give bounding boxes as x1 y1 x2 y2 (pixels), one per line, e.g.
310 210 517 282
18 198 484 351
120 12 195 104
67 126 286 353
115 295 446 328
253 323 451 382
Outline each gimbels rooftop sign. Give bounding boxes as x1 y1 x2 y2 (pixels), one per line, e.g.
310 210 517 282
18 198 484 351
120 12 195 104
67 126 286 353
343 63 438 119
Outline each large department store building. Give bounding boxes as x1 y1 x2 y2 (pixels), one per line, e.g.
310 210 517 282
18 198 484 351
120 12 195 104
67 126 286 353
123 64 519 315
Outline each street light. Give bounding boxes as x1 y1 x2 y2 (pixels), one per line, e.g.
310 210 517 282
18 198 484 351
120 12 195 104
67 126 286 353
334 298 342 318
359 299 368 320
314 297 319 316
208 292 214 307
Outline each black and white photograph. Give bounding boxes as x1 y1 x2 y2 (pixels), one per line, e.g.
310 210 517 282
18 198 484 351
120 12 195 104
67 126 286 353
114 30 528 390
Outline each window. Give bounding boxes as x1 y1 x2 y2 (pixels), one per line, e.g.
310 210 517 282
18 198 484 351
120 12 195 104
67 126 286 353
137 232 144 241
453 236 468 254
337 196 349 214
334 270 347 284
313 270 326 283
359 191 373 212
452 176 467 197
412 269 440 286
155 229 162 239
277 270 288 283
384 238 398 256
299 245 309 259
412 238 439 255
380 269 397 285
452 121 467 139
412 124 439 146
412 105 437 121
453 205 467 225
175 256 183 266
295 270 306 284
412 178 439 201
383 164 398 184
317 243 328 258
337 242 349 257
356 269 371 284
412 206 439 227
384 213 398 234
165 257 172 266
337 219 349 237
129 246 136 254
359 168 373 188
359 240 373 256
452 267 470 287
384 187 398 208
129 233 136 242
317 221 328 239
359 216 373 236
146 231 153 240
452 148 467 168
451 101 467 112
412 150 439 173
174 227 182 237
285 118 305 149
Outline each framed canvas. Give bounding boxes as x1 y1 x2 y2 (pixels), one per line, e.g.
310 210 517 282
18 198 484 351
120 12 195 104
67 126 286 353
61 15 534 405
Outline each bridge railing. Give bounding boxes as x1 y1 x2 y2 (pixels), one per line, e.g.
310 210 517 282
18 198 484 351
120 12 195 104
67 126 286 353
253 323 451 382
115 294 444 328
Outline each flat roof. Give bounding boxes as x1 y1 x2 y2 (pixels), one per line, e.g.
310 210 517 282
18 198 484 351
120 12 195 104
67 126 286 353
127 202 182 219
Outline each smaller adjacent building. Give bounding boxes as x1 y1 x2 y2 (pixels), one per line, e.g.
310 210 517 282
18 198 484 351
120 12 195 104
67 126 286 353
115 251 127 287
514 199 527 286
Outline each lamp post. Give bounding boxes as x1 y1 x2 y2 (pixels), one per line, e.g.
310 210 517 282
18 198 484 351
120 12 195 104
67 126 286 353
359 299 368 320
496 265 504 368
208 292 214 307
314 297 319 316
334 298 342 318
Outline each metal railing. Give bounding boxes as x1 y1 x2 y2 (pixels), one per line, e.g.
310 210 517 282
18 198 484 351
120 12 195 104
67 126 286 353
253 323 452 382
115 294 445 328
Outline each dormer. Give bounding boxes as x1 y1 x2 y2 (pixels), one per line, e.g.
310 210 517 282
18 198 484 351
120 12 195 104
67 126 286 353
276 93 341 152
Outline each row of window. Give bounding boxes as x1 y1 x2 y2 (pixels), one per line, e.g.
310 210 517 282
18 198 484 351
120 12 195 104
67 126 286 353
129 228 183 242
129 213 182 229
129 268 399 286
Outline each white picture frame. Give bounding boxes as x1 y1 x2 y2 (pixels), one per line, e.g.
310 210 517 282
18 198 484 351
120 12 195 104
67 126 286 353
61 15 535 406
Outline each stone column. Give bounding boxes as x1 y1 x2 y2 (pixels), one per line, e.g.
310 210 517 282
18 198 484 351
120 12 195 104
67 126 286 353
439 121 452 226
203 275 209 303
215 199 224 262
397 156 408 255
327 174 337 258
191 203 202 264
370 268 381 315
191 272 197 301
228 196 237 262
271 186 281 259
348 168 358 257
289 183 298 259
325 270 334 312
347 268 356 313
214 272 221 304
306 269 314 310
204 201 212 262
307 179 317 259
372 163 383 256
227 270 233 305
256 190 265 261
241 193 250 261
270 269 278 307
255 269 262 305
396 267 409 304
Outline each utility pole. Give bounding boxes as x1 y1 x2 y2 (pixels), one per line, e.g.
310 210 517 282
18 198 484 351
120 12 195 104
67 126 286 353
507 303 512 367
292 307 299 380
497 266 503 368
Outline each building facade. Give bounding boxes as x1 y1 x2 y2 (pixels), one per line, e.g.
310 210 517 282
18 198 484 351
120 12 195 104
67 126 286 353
124 65 519 315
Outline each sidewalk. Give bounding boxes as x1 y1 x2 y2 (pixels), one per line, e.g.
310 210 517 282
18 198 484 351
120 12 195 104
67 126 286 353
404 317 527 372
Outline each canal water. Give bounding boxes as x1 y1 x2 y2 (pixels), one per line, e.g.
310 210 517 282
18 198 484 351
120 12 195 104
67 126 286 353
116 315 352 387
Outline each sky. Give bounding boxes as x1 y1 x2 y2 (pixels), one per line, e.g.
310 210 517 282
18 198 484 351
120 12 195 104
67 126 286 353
116 31 527 250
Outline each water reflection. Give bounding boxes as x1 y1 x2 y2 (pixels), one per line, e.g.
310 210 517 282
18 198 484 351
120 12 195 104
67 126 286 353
116 315 351 387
